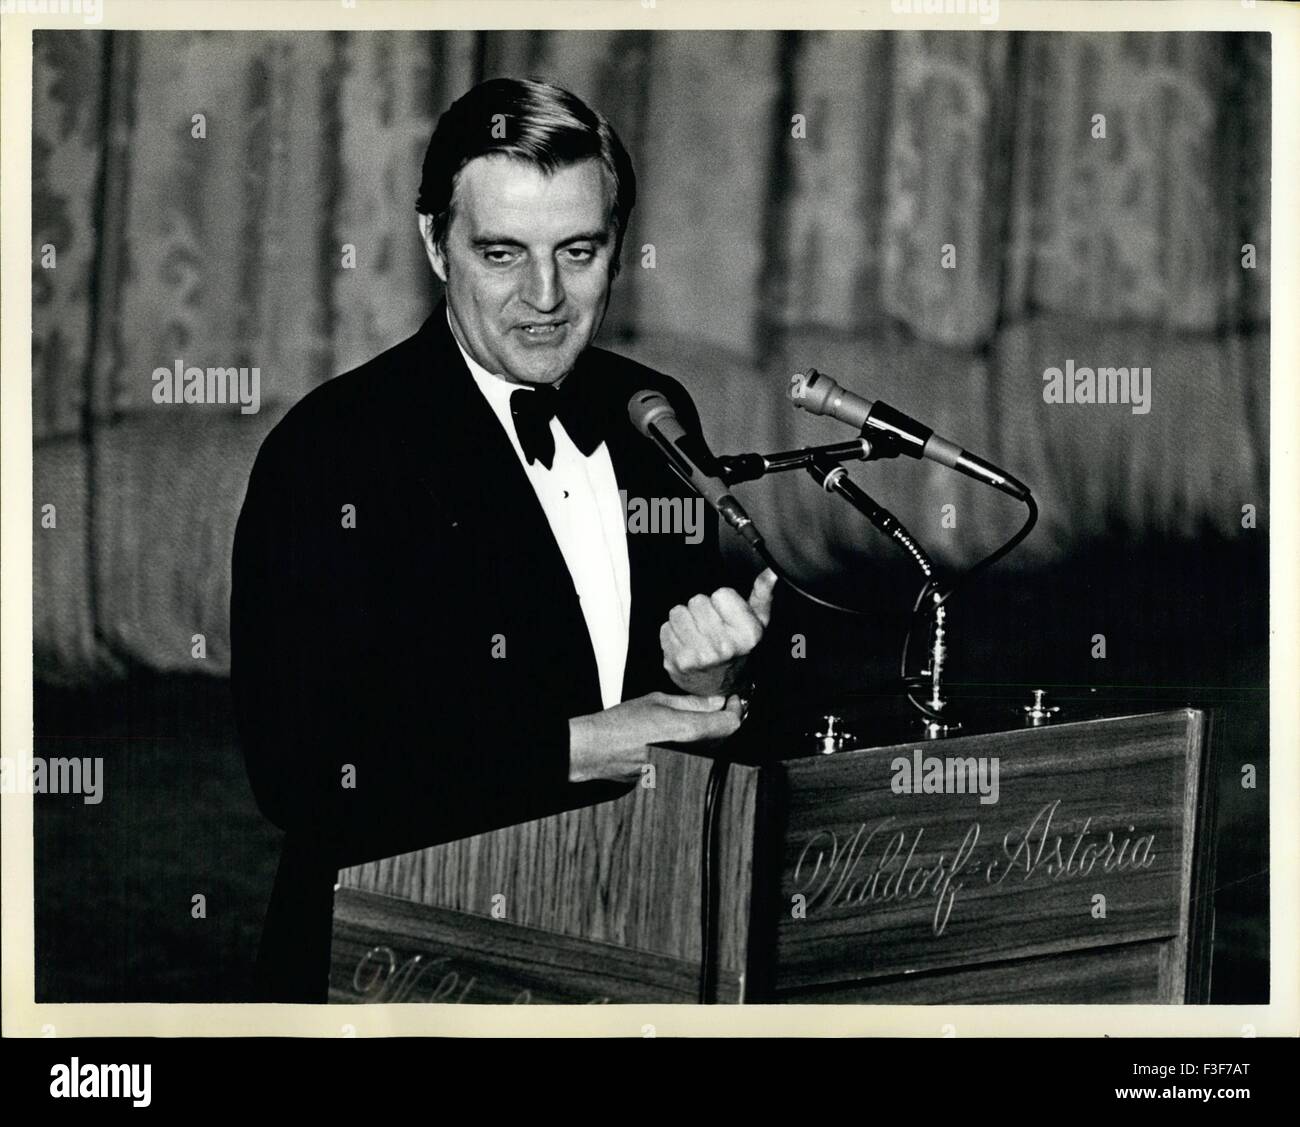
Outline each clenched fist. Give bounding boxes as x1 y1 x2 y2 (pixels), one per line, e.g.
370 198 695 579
660 567 777 698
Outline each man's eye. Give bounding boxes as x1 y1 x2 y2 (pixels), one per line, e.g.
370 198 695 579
482 249 517 264
563 246 595 262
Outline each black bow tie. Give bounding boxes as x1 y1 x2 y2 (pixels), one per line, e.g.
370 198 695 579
509 377 604 470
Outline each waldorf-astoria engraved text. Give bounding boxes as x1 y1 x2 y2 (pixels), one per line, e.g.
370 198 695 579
792 800 1157 937
348 945 613 1004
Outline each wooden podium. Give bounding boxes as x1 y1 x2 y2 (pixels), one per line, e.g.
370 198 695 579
329 708 1216 1004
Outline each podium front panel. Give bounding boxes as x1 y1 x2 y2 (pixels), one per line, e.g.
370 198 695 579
766 710 1206 1001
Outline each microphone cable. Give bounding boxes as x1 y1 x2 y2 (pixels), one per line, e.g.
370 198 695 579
697 755 730 1003
736 466 1038 717
899 490 1039 719
742 471 1036 623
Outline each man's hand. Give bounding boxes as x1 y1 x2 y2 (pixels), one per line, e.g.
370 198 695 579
568 692 744 783
660 568 777 697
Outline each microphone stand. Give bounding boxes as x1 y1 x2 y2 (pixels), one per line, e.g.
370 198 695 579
714 437 885 484
714 436 960 737
803 454 959 738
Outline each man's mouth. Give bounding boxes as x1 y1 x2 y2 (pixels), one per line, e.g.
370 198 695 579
515 321 566 337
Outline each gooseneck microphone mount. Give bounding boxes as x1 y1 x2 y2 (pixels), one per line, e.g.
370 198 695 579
713 434 963 733
803 455 959 735
699 370 1036 735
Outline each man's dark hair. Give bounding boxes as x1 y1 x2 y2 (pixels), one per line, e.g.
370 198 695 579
417 77 637 274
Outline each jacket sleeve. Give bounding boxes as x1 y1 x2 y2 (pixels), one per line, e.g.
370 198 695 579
229 419 620 869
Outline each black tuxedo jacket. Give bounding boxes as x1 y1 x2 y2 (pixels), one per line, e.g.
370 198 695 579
230 300 728 1001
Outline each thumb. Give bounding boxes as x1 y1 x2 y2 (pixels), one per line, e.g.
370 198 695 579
747 567 778 626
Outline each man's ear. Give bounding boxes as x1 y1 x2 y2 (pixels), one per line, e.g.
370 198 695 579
418 213 448 283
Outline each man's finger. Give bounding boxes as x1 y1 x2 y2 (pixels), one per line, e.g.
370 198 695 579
669 603 717 663
686 592 729 643
674 706 742 742
699 703 743 738
659 693 727 712
710 587 763 649
659 620 685 656
747 567 778 627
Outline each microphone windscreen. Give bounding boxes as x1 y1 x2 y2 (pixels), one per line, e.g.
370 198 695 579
788 368 820 409
627 389 675 436
789 368 872 428
789 368 843 417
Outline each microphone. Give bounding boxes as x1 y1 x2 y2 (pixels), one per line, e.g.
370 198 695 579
789 368 1029 501
627 390 764 549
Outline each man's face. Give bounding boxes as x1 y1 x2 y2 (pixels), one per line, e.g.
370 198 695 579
423 155 618 387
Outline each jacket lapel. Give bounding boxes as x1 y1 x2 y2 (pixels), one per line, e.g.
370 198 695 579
385 301 604 712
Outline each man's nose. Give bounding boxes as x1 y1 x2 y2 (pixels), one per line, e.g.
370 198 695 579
520 257 563 312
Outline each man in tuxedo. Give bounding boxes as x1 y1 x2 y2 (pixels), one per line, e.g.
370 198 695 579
230 77 776 1001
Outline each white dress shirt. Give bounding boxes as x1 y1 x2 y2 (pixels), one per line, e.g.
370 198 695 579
449 313 632 709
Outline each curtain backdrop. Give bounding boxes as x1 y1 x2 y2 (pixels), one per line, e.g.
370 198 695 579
32 30 1270 681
